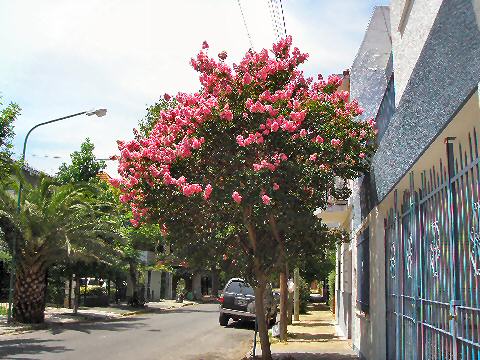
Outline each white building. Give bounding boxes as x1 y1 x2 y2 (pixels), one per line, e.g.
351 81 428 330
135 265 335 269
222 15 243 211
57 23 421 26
317 1 480 358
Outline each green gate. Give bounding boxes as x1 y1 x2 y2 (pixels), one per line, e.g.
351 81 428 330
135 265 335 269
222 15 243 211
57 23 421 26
386 127 480 359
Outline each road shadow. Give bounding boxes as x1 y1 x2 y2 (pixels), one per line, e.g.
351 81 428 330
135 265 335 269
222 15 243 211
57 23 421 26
226 319 256 330
0 338 72 359
47 316 149 335
158 307 218 315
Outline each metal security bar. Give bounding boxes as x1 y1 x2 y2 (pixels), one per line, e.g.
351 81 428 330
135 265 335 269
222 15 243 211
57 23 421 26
385 127 480 360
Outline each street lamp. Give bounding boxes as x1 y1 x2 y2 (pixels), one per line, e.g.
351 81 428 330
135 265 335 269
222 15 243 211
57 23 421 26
7 108 107 322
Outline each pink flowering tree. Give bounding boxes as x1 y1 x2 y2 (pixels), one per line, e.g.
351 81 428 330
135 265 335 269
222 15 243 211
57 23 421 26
113 37 375 359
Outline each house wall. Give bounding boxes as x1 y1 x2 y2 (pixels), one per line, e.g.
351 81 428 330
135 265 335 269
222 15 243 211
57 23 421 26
353 88 479 359
351 201 388 360
335 241 352 339
390 0 442 105
148 271 163 301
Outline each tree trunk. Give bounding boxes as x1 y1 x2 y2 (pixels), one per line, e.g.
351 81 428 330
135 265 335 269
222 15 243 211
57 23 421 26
129 260 138 304
243 207 272 360
211 267 219 297
254 265 272 360
68 275 73 309
269 214 288 341
279 268 288 341
73 274 80 314
13 265 47 324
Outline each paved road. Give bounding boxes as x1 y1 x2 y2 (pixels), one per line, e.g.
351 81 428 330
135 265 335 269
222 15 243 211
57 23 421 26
0 304 254 360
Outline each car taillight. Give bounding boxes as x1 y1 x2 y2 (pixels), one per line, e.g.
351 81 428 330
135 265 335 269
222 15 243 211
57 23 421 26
218 296 224 304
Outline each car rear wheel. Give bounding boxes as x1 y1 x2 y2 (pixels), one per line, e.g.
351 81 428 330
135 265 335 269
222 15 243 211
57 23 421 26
219 313 229 326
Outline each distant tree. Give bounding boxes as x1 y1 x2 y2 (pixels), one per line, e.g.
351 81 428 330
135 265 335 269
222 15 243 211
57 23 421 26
0 96 21 183
138 95 177 137
57 138 106 184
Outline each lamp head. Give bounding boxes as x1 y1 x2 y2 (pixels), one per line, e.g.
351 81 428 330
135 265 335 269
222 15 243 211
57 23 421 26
86 108 107 117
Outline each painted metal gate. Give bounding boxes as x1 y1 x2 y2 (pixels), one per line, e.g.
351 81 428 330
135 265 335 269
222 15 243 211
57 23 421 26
385 128 480 360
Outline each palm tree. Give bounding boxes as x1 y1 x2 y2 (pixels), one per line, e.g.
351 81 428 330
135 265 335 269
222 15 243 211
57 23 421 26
0 176 121 323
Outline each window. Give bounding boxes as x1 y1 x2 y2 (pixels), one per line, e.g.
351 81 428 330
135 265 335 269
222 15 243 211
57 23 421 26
398 0 415 35
356 227 370 314
241 284 255 296
226 281 242 293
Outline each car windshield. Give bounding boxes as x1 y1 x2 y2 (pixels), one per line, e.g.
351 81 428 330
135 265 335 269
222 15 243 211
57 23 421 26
240 283 255 296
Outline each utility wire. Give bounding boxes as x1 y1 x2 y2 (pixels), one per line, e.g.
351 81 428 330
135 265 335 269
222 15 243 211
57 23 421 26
237 0 254 49
268 0 287 40
279 0 287 38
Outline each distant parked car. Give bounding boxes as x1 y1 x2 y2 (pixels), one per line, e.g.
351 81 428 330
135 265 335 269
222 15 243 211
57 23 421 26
218 278 277 327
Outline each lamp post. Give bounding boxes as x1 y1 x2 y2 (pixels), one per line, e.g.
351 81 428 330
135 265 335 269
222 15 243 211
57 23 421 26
7 108 107 322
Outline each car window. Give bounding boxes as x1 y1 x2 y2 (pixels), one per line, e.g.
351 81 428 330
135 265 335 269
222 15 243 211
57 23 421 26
226 281 242 293
241 284 255 296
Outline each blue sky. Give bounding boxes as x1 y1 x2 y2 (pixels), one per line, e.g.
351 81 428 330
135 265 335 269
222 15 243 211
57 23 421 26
0 0 387 176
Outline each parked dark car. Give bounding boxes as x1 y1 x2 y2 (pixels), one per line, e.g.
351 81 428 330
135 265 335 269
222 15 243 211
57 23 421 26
218 278 277 327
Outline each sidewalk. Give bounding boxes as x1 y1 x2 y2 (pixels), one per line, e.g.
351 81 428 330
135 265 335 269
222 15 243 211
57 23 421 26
0 299 195 336
253 303 358 360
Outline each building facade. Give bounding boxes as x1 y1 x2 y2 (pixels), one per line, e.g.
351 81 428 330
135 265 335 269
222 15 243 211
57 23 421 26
319 1 480 359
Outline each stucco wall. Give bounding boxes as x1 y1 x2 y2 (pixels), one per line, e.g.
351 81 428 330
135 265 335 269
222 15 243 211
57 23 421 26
350 6 392 123
390 0 442 105
149 271 163 301
351 207 387 360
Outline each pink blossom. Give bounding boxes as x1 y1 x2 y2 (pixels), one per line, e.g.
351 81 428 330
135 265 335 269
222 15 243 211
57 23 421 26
236 135 245 147
299 129 307 137
202 41 209 49
270 121 280 132
273 183 280 191
220 104 233 121
232 191 242 204
243 72 252 85
309 153 317 161
218 51 228 60
359 152 366 159
204 184 213 200
109 178 121 188
331 139 342 147
261 194 271 205
163 93 171 101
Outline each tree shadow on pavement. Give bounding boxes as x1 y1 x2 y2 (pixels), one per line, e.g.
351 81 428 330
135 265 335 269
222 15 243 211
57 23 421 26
250 353 358 360
0 338 72 359
292 321 332 328
287 332 337 342
47 317 149 335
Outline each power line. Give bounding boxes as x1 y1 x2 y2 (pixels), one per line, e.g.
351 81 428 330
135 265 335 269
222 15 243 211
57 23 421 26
279 0 287 38
268 0 287 40
237 0 254 49
11 152 116 161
